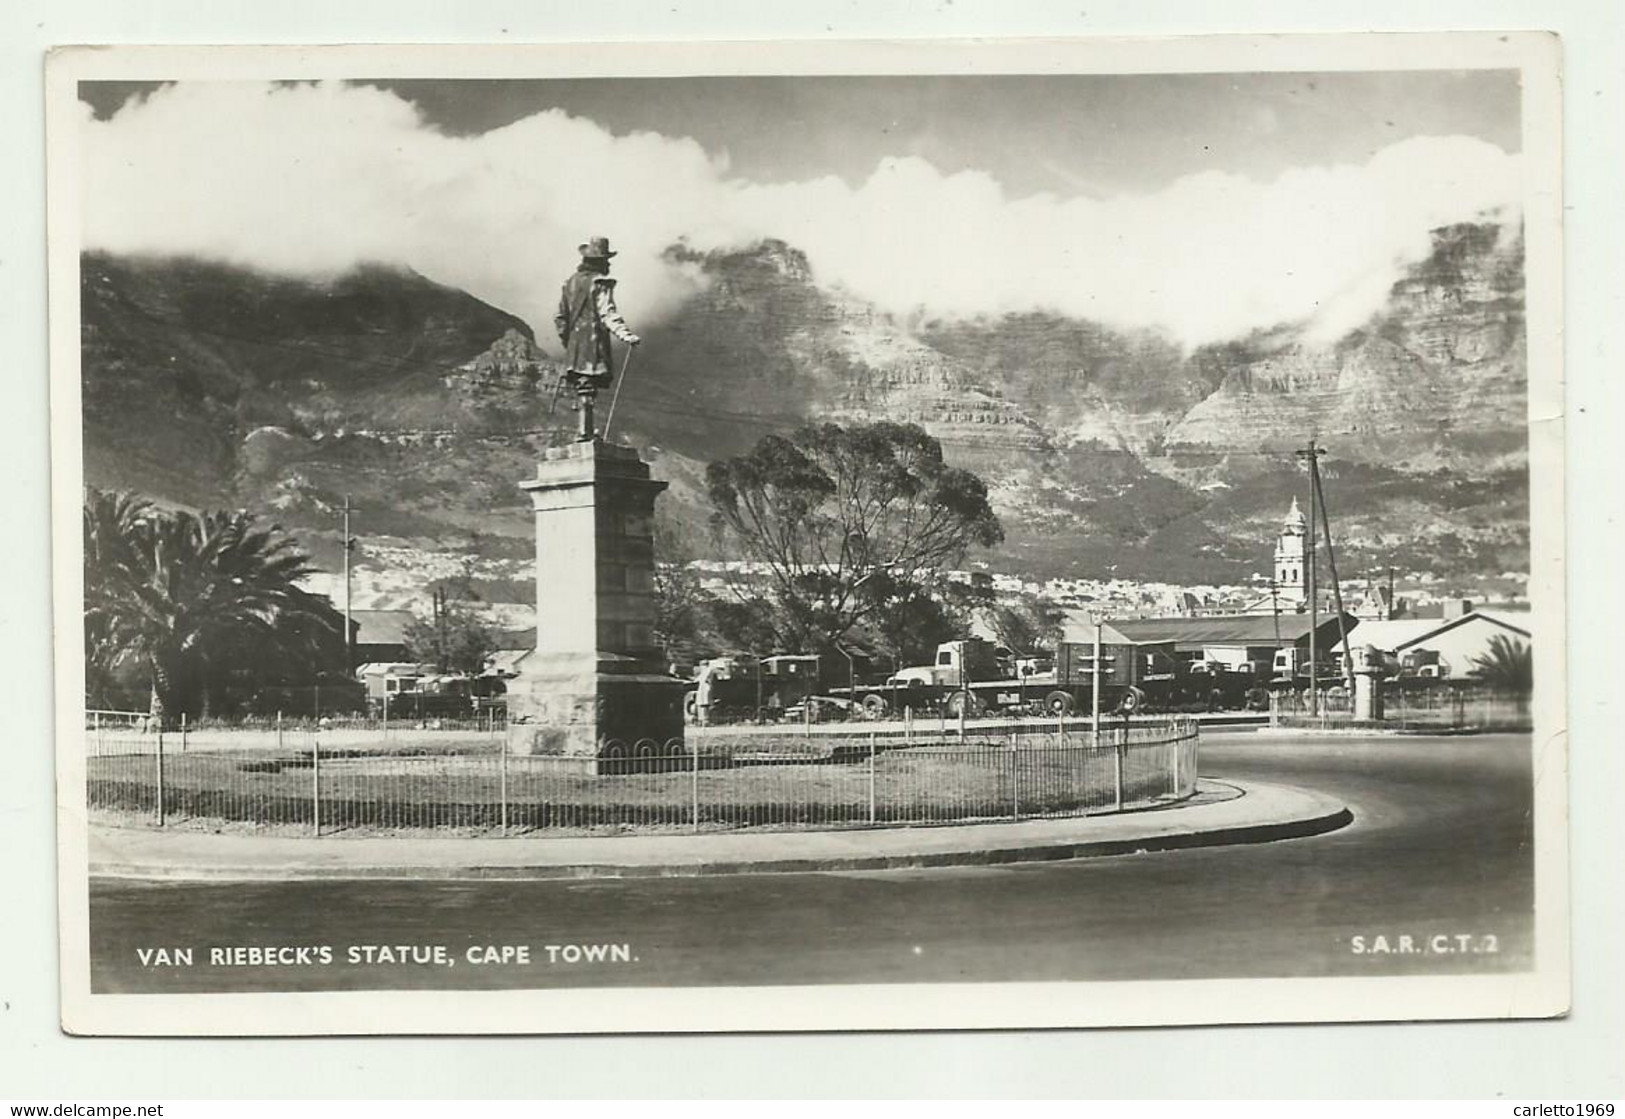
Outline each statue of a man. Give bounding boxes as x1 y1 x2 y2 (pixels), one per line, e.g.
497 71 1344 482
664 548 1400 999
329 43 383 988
554 236 640 440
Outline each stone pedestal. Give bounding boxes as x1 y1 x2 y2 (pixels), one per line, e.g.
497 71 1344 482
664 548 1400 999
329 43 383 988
504 439 685 766
1352 646 1385 722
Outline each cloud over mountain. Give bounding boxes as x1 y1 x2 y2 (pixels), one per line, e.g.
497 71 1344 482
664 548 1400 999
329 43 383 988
81 80 1521 349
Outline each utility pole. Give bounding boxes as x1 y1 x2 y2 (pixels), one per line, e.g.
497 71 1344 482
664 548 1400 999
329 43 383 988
1296 439 1323 713
1091 617 1102 749
1310 456 1356 694
433 586 449 673
342 495 355 671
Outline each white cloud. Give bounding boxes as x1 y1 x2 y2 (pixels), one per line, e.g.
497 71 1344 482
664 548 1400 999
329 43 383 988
82 81 1521 349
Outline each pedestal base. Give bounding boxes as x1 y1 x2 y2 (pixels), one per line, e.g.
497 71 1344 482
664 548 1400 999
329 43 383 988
1354 671 1385 721
505 651 686 769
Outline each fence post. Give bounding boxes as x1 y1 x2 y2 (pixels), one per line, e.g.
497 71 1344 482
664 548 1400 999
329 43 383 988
277 710 283 752
1008 733 1019 821
382 692 389 738
803 700 811 739
499 730 509 837
1112 728 1124 812
958 700 967 741
867 731 877 825
311 724 321 838
905 706 914 747
94 710 102 755
180 711 188 753
1171 721 1180 797
690 742 700 833
155 723 166 827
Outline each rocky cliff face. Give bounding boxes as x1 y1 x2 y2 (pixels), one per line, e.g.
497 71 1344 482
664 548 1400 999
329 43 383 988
1166 223 1526 473
617 223 1528 580
78 220 1530 588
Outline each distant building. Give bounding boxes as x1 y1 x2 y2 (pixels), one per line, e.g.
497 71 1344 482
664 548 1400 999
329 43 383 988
349 609 417 664
1062 609 1359 675
485 647 532 678
1272 497 1310 608
1236 498 1312 615
1335 608 1530 679
1353 579 1402 621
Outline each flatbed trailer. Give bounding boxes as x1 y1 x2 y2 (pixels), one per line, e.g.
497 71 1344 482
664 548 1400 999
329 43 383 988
824 639 1201 718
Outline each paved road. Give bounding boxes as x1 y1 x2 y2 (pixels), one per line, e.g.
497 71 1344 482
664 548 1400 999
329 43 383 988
86 733 1534 992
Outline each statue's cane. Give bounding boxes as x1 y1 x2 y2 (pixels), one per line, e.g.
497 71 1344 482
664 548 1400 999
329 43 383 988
602 342 636 439
547 364 566 416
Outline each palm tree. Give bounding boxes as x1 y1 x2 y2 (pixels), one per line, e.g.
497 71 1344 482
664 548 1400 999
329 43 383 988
1468 633 1533 693
83 490 343 723
83 489 153 709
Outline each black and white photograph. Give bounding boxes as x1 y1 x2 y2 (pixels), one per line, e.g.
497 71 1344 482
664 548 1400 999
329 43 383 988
46 34 1567 1037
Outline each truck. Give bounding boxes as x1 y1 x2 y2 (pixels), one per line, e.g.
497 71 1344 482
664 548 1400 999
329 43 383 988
1269 646 1356 693
1399 648 1450 679
847 637 1186 718
683 654 824 725
355 662 504 719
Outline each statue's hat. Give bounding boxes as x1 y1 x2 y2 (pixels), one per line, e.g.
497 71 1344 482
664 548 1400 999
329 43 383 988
578 236 618 260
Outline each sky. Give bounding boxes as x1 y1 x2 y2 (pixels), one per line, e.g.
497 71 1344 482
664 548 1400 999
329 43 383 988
76 73 1524 349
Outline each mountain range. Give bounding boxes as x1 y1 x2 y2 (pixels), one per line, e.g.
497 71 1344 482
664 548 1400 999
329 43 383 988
78 219 1529 604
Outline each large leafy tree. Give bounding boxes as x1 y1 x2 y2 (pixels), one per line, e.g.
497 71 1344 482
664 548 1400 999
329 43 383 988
83 489 345 722
403 562 500 675
705 422 1003 654
850 570 985 670
981 592 1066 657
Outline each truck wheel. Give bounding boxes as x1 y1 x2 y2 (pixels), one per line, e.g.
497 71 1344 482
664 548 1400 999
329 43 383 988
1045 690 1075 716
1117 686 1145 715
682 691 699 723
861 693 889 719
946 691 986 718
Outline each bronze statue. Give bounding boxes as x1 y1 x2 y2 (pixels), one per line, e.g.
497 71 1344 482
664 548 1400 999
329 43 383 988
554 235 640 440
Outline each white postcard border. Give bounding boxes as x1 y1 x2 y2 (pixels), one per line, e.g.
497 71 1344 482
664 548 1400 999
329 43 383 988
46 31 1570 1037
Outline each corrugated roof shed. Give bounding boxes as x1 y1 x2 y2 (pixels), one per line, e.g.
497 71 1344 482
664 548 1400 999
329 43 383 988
1102 612 1359 647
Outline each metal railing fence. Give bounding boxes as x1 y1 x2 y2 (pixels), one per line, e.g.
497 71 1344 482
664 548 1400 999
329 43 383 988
1268 685 1531 731
86 715 1199 836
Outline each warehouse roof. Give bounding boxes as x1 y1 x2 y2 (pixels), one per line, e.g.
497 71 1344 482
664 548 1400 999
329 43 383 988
1094 612 1358 648
1335 609 1531 655
1331 618 1449 654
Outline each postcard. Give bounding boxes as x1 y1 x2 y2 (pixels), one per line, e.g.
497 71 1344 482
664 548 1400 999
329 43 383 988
48 33 1567 1035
